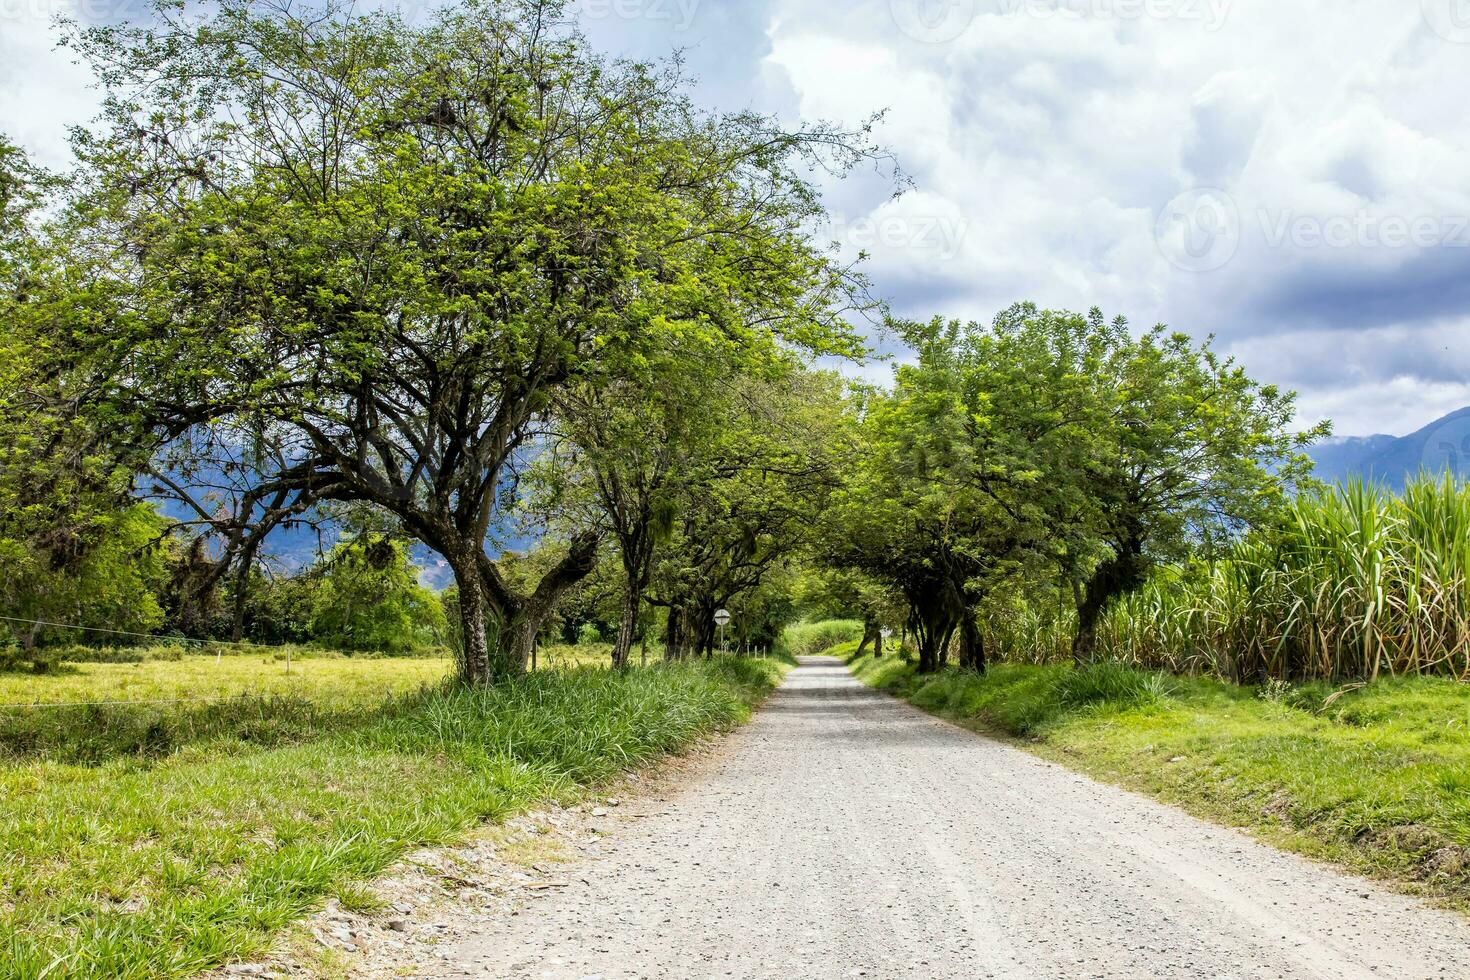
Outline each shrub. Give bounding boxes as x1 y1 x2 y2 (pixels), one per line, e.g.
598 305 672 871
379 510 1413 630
310 538 447 654
1054 662 1171 711
782 619 864 657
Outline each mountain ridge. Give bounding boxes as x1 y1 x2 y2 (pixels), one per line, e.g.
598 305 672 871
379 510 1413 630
1307 406 1470 487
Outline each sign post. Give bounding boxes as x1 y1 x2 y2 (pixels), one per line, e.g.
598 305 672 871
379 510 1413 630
714 608 731 657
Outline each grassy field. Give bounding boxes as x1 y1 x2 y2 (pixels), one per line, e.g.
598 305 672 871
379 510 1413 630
0 650 452 764
781 619 864 658
842 643 1470 909
0 648 787 978
0 650 451 708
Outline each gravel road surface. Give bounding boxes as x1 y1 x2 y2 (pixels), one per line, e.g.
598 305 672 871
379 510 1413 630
432 656 1470 979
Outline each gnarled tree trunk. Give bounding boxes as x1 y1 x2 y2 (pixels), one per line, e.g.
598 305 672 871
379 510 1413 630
1072 533 1148 664
611 527 654 669
905 576 964 673
451 533 600 684
612 590 639 669
958 613 986 673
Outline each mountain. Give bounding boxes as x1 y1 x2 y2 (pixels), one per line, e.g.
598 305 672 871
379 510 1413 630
1307 406 1470 488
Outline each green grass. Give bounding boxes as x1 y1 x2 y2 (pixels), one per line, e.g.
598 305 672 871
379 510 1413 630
0 652 787 978
844 643 1470 908
0 649 451 707
781 620 864 657
0 651 453 763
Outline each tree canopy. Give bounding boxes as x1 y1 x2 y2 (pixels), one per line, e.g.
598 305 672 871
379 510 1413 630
821 304 1319 671
41 0 881 681
0 1 1319 683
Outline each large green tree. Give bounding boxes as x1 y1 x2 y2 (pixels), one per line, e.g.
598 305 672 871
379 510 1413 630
546 345 731 669
56 0 877 681
1 504 173 652
0 137 172 651
309 536 447 654
961 304 1322 659
822 326 1026 673
835 304 1321 671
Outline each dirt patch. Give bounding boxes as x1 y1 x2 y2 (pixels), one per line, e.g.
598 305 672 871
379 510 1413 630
1260 790 1295 822
1426 846 1470 878
201 742 728 979
1368 824 1470 886
1373 824 1447 855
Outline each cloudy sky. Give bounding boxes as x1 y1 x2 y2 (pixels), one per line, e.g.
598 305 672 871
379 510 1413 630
4 0 1469 436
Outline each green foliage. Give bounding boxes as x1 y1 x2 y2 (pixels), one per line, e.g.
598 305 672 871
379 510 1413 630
981 475 1470 682
233 572 318 646
1053 662 1172 711
538 337 863 665
1069 475 1470 681
52 0 878 681
0 134 52 279
0 504 172 655
824 302 1319 671
0 137 151 661
847 650 1172 736
790 567 902 627
309 539 446 655
649 370 859 659
782 619 864 657
958 304 1321 656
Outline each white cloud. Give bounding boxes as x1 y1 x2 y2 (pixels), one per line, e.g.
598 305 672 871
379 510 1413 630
0 2 97 167
759 0 1470 434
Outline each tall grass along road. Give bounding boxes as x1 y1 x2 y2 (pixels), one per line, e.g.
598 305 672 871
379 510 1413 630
0 657 784 978
435 657 1470 979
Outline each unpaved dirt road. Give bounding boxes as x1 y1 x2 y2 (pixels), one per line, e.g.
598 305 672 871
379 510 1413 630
432 657 1470 979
